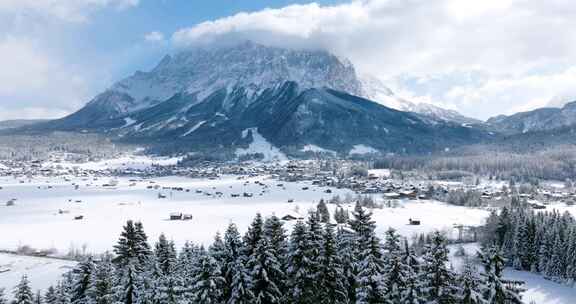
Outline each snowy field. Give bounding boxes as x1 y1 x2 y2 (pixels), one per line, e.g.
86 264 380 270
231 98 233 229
448 243 576 304
1 172 574 302
0 175 489 254
0 253 76 293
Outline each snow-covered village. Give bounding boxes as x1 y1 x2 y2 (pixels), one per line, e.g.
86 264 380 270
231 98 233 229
3 1 576 303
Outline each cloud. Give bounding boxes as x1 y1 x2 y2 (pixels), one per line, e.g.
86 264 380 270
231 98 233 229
144 31 165 42
172 0 576 119
0 0 140 120
0 35 92 121
0 0 139 22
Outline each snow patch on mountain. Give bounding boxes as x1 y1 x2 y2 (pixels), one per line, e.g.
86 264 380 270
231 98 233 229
349 144 379 155
359 74 479 124
122 117 136 128
301 144 336 155
181 121 206 137
236 127 287 162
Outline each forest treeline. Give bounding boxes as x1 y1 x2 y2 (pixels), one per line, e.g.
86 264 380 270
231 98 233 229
3 204 525 304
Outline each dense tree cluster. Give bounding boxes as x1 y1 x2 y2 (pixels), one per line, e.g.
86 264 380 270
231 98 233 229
373 145 576 181
10 206 525 304
483 205 576 285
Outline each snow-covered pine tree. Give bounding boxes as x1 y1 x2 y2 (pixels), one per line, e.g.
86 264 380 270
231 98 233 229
351 203 386 304
221 223 245 302
382 228 404 302
333 207 349 224
287 220 316 303
317 199 330 223
155 233 178 275
420 231 458 304
336 227 357 302
190 252 225 304
479 246 524 304
317 223 348 304
86 254 114 304
43 287 57 304
0 288 7 304
113 220 151 269
263 215 288 297
249 238 284 304
34 290 43 304
112 260 141 304
13 275 34 304
399 240 426 304
70 257 95 304
227 258 254 304
458 258 485 304
243 213 264 258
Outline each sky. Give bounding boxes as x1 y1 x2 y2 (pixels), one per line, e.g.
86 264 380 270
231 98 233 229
1 0 576 121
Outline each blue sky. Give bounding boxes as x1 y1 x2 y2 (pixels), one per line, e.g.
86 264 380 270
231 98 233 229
2 0 576 121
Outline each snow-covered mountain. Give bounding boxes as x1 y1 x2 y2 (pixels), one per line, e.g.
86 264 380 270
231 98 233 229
34 42 490 156
83 41 362 121
487 100 576 134
359 75 480 125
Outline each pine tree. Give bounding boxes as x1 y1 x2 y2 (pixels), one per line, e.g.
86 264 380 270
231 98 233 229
34 290 42 304
458 258 485 304
223 223 245 302
55 281 71 304
86 254 114 304
420 231 457 304
113 261 140 304
227 258 254 304
191 252 225 304
287 220 316 303
0 288 8 304
352 204 386 304
399 240 425 304
249 238 284 304
71 257 95 304
113 220 151 268
336 227 357 303
479 247 524 304
317 199 330 223
244 214 264 258
333 207 349 224
382 228 404 303
317 224 348 304
155 233 178 275
13 275 34 304
43 287 57 304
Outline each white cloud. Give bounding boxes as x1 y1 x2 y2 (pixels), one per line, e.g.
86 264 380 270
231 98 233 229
144 31 165 42
0 0 139 22
172 0 576 119
0 35 91 120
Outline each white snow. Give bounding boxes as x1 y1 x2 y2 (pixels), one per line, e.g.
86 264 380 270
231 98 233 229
368 169 391 178
0 175 489 255
122 117 136 128
235 128 288 162
43 155 182 171
0 253 76 294
448 243 576 304
300 144 336 155
181 120 206 137
349 144 379 155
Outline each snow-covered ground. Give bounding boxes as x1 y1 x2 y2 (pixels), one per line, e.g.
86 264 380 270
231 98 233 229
349 144 379 155
235 128 287 162
448 243 576 304
0 175 489 254
43 155 182 171
0 253 76 293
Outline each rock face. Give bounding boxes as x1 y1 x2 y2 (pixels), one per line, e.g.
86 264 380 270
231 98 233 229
36 42 491 156
487 101 576 134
